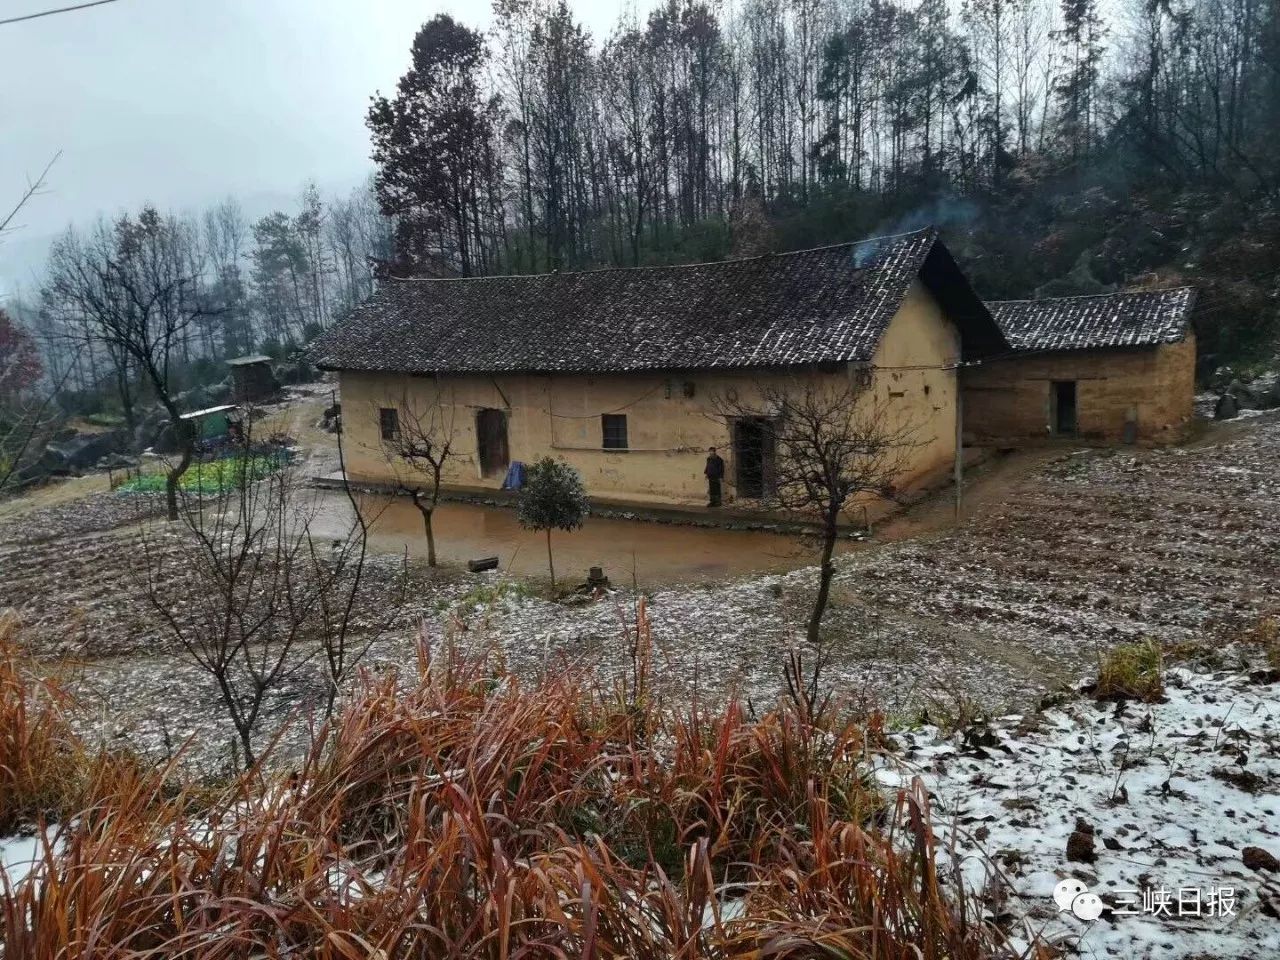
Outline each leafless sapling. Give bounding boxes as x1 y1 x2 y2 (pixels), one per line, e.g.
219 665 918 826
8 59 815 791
718 378 918 713
377 386 457 567
139 424 390 767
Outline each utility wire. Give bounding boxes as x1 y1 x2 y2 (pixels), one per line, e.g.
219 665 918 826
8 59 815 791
0 0 123 26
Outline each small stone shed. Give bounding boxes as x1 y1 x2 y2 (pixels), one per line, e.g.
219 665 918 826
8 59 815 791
227 354 278 404
962 288 1197 445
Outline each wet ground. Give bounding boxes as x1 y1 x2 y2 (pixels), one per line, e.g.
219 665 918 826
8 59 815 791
3 406 1279 771
316 491 830 586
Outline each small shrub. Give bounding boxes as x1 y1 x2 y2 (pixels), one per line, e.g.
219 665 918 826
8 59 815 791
516 457 589 589
1239 614 1280 668
458 579 532 611
1095 639 1165 702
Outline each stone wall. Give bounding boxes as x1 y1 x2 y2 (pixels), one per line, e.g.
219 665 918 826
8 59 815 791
961 333 1196 445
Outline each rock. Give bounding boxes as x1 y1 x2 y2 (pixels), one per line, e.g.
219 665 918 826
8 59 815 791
1210 365 1236 392
1214 393 1240 420
208 378 232 403
1067 824 1097 863
1226 372 1280 411
12 445 71 485
1242 846 1280 873
151 422 179 454
45 428 128 471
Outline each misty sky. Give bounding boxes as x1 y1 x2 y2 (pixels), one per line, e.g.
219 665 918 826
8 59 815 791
1 0 656 296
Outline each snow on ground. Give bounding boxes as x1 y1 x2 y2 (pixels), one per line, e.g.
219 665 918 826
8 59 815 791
4 413 1280 957
2 415 1279 772
882 659 1280 959
0 826 59 887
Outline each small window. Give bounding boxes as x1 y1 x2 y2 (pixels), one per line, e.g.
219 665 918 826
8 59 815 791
601 413 628 450
379 407 399 441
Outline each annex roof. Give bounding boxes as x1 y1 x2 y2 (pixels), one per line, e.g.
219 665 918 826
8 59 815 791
988 288 1196 352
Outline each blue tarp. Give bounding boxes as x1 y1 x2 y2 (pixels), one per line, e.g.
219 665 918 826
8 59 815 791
502 461 526 490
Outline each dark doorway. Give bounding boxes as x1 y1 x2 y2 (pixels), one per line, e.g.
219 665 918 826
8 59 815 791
476 408 509 477
733 418 776 499
1052 381 1078 436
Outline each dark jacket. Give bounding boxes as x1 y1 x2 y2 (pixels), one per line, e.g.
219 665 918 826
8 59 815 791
704 454 725 480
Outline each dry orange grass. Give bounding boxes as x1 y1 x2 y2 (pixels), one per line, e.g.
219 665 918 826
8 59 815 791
0 614 82 834
0 618 1027 959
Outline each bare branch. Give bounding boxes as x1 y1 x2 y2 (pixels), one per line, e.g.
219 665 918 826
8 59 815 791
0 152 60 240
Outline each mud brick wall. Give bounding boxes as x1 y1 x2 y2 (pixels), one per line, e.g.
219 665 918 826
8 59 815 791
337 280 963 508
961 333 1196 445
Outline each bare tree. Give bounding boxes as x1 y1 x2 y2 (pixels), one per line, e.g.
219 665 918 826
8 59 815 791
377 386 457 567
718 377 918 660
138 428 385 767
44 208 210 520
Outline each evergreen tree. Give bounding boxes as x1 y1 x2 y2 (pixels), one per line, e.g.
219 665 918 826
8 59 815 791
516 457 589 590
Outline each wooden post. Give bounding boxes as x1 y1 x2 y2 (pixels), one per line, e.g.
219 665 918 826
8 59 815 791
954 378 964 521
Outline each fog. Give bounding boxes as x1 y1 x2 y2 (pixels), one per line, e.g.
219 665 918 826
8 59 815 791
0 0 652 296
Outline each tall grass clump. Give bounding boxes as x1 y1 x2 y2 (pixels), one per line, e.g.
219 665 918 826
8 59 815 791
0 616 82 834
1 619 1024 959
1238 613 1280 668
1095 638 1165 702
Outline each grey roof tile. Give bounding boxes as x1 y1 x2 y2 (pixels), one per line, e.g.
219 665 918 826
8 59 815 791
310 228 975 374
989 288 1196 352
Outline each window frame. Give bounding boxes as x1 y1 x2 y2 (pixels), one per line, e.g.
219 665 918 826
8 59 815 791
378 406 400 441
601 413 629 451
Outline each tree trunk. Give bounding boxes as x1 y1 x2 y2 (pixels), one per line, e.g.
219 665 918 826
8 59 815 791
806 523 838 645
166 441 194 522
409 490 438 567
237 723 256 770
422 504 437 567
546 528 556 590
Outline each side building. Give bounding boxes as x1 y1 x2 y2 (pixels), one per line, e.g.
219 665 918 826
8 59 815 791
309 228 1008 508
963 288 1197 446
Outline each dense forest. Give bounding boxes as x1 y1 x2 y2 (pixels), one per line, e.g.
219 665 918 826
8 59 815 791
368 0 1280 370
7 0 1280 425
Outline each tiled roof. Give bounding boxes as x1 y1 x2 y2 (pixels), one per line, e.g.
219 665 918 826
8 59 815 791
310 228 1004 374
989 288 1196 352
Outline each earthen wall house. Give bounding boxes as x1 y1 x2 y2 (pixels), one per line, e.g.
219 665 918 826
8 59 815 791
312 229 1007 508
311 231 1199 509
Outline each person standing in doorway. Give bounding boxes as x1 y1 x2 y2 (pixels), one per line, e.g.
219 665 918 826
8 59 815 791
704 446 725 507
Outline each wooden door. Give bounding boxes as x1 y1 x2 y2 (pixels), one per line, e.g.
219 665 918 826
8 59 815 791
476 408 509 476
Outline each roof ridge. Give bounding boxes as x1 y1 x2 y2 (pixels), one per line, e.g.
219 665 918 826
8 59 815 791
384 226 938 283
989 285 1195 307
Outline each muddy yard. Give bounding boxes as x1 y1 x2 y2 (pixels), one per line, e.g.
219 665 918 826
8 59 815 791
1 406 1278 770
